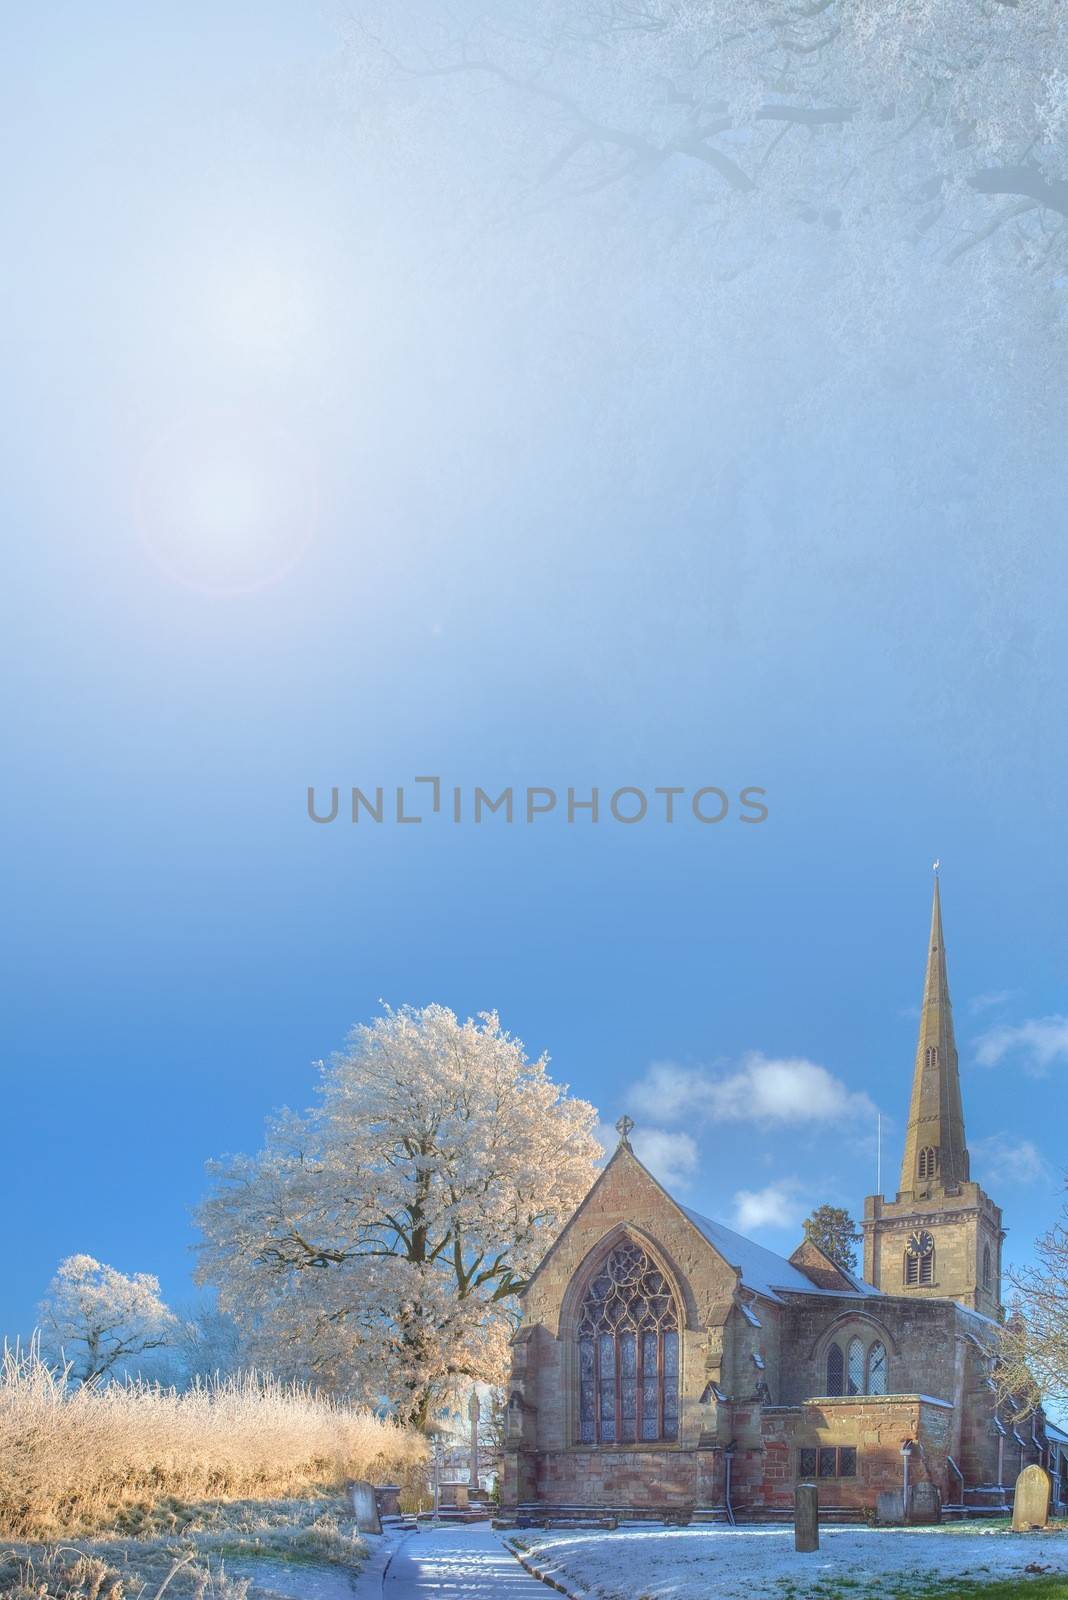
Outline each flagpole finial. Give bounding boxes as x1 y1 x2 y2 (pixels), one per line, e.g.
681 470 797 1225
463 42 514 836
932 858 941 874
615 1114 635 1148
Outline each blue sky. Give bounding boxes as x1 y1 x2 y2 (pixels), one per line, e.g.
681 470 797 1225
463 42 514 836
3 2 1068 1346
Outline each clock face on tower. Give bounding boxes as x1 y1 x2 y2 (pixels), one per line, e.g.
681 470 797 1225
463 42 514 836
905 1230 935 1259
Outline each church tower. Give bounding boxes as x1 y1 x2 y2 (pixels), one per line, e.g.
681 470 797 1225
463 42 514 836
863 875 1004 1318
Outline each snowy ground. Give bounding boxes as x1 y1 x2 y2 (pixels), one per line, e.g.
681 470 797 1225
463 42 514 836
513 1523 1068 1599
0 1494 369 1600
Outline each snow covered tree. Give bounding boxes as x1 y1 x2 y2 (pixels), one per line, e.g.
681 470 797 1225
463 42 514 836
802 1204 861 1272
342 0 1068 332
38 1255 177 1384
998 1182 1068 1413
196 1004 600 1425
170 1301 246 1386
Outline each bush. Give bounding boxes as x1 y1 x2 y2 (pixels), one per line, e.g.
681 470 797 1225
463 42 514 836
0 1344 426 1539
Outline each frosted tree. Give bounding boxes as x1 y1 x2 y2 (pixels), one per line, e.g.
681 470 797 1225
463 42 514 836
997 1183 1068 1414
38 1255 177 1384
344 0 1068 328
197 1004 600 1425
170 1301 246 1385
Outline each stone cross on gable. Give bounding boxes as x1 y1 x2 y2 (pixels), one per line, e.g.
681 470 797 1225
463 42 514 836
616 1115 635 1147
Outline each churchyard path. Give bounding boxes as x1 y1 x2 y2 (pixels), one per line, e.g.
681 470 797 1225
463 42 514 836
383 1524 548 1600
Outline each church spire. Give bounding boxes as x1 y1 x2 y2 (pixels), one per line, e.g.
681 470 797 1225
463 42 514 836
898 872 970 1194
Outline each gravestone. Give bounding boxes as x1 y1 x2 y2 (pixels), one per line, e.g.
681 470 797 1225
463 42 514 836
909 1482 942 1524
795 1482 819 1552
350 1479 383 1534
1012 1465 1052 1531
376 1485 402 1518
876 1490 905 1525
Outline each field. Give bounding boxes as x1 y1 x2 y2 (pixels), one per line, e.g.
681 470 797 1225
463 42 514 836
0 1344 423 1541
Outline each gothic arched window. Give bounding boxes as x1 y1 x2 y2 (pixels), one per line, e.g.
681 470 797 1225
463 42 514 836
918 1146 939 1180
983 1245 993 1290
847 1337 864 1396
826 1343 845 1396
867 1341 888 1395
925 1046 939 1069
576 1241 679 1445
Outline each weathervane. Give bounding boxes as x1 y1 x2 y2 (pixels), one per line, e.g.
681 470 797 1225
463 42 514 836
932 858 941 874
616 1114 635 1147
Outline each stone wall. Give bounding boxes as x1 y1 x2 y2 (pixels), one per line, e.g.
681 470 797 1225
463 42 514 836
757 1396 953 1513
777 1293 961 1408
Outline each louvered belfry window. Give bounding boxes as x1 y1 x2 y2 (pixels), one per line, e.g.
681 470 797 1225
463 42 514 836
918 1146 939 1180
577 1241 679 1444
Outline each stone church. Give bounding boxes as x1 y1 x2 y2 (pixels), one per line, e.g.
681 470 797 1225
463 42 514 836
502 879 1068 1521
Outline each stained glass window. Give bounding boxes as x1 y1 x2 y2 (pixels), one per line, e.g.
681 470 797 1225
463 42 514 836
847 1337 864 1396
576 1241 679 1445
826 1343 845 1396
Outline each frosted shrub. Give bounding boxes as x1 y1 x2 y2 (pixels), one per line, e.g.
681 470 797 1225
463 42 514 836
0 1344 425 1539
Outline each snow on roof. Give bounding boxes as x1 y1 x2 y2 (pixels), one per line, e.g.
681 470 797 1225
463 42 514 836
679 1205 882 1303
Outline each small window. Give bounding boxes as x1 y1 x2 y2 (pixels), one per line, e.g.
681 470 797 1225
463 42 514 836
918 1146 939 1180
802 1446 858 1479
924 1046 939 1068
867 1342 887 1396
827 1343 845 1396
983 1245 993 1289
847 1337 864 1397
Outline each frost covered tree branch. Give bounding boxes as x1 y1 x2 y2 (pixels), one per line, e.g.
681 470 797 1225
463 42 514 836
345 0 1068 298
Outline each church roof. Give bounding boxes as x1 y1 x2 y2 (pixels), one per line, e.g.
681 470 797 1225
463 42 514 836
680 1205 883 1304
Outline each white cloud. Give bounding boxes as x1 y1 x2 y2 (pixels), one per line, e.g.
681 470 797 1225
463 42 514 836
594 1122 699 1190
972 1134 1057 1189
627 1053 876 1128
732 1180 805 1234
974 1015 1068 1074
968 988 1018 1016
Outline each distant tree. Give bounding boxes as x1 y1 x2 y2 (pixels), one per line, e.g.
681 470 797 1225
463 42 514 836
196 1004 601 1426
171 1301 246 1385
802 1205 861 1273
998 1183 1068 1414
38 1255 176 1384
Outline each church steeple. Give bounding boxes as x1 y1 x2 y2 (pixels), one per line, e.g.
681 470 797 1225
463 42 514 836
864 872 1002 1312
899 873 970 1195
